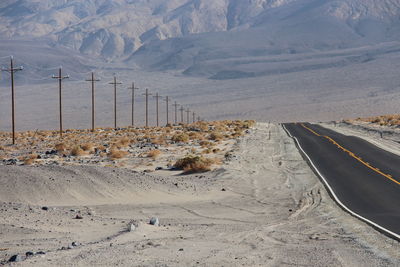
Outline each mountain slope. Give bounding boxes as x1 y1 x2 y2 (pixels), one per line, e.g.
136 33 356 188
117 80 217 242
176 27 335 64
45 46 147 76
2 0 399 63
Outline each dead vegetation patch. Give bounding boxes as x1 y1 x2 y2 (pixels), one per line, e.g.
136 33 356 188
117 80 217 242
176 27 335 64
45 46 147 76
174 155 216 173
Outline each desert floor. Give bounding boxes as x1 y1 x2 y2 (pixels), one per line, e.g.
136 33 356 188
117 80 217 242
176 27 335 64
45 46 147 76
1 123 400 266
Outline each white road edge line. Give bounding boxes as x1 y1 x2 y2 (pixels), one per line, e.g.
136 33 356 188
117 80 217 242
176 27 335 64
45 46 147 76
281 124 400 241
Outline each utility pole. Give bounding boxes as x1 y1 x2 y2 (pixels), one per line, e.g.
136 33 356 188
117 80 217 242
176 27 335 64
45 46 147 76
173 102 179 125
186 109 190 124
109 75 122 129
52 67 69 138
197 116 201 122
127 82 139 127
192 112 196 123
164 96 170 126
85 72 100 132
1 56 23 144
142 89 152 127
179 106 185 123
153 92 162 127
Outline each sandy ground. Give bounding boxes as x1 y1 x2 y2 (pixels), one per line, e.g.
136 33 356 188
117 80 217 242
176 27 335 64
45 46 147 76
1 123 400 266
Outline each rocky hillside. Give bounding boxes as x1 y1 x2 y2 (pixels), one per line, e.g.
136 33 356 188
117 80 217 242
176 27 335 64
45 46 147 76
1 0 400 62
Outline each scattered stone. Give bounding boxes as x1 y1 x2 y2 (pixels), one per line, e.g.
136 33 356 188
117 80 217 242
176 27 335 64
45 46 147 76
128 224 136 232
8 254 23 262
74 215 83 219
45 150 58 155
72 241 81 247
25 251 35 257
221 188 226 191
149 217 159 226
155 167 163 170
6 159 17 165
179 248 184 251
68 244 74 249
36 251 46 255
41 206 49 211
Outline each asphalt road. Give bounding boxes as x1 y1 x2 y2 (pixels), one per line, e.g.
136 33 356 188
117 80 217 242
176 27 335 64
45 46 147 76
283 123 400 239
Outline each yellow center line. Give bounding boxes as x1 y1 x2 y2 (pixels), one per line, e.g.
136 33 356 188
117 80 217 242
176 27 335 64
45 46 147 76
300 123 400 186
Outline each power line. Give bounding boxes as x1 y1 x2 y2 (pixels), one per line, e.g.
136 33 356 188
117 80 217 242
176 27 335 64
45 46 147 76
109 75 122 129
164 96 170 126
173 102 179 125
51 67 70 138
142 89 152 127
86 72 100 132
1 56 23 144
153 92 162 127
186 109 190 124
127 82 140 127
179 106 185 123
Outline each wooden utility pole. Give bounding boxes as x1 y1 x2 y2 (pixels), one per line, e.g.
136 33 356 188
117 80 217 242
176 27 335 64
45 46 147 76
1 56 23 144
127 82 139 127
109 76 122 129
197 116 201 122
142 89 152 127
186 109 190 124
173 102 179 125
86 72 100 132
153 92 162 127
164 96 170 126
179 106 185 123
52 67 69 137
192 112 195 123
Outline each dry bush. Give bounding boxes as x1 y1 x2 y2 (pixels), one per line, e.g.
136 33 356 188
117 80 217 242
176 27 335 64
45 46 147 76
71 146 88 157
212 148 221 153
174 155 215 173
171 133 190 143
147 149 161 159
108 149 129 160
81 143 95 152
358 115 400 127
189 132 206 141
114 137 132 148
199 141 213 148
151 136 166 145
202 148 212 154
23 153 38 165
55 143 67 152
209 131 224 141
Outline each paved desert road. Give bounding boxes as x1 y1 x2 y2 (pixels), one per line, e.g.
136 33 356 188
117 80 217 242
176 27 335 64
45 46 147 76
283 123 400 239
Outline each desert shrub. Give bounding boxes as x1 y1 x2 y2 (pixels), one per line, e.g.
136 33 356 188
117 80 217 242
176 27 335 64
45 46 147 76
212 148 221 153
188 132 205 141
71 146 87 156
171 133 190 143
174 155 214 173
151 137 166 145
199 141 213 148
114 137 131 148
23 154 38 165
209 131 224 141
55 143 67 152
147 149 161 159
108 149 129 160
81 143 95 152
